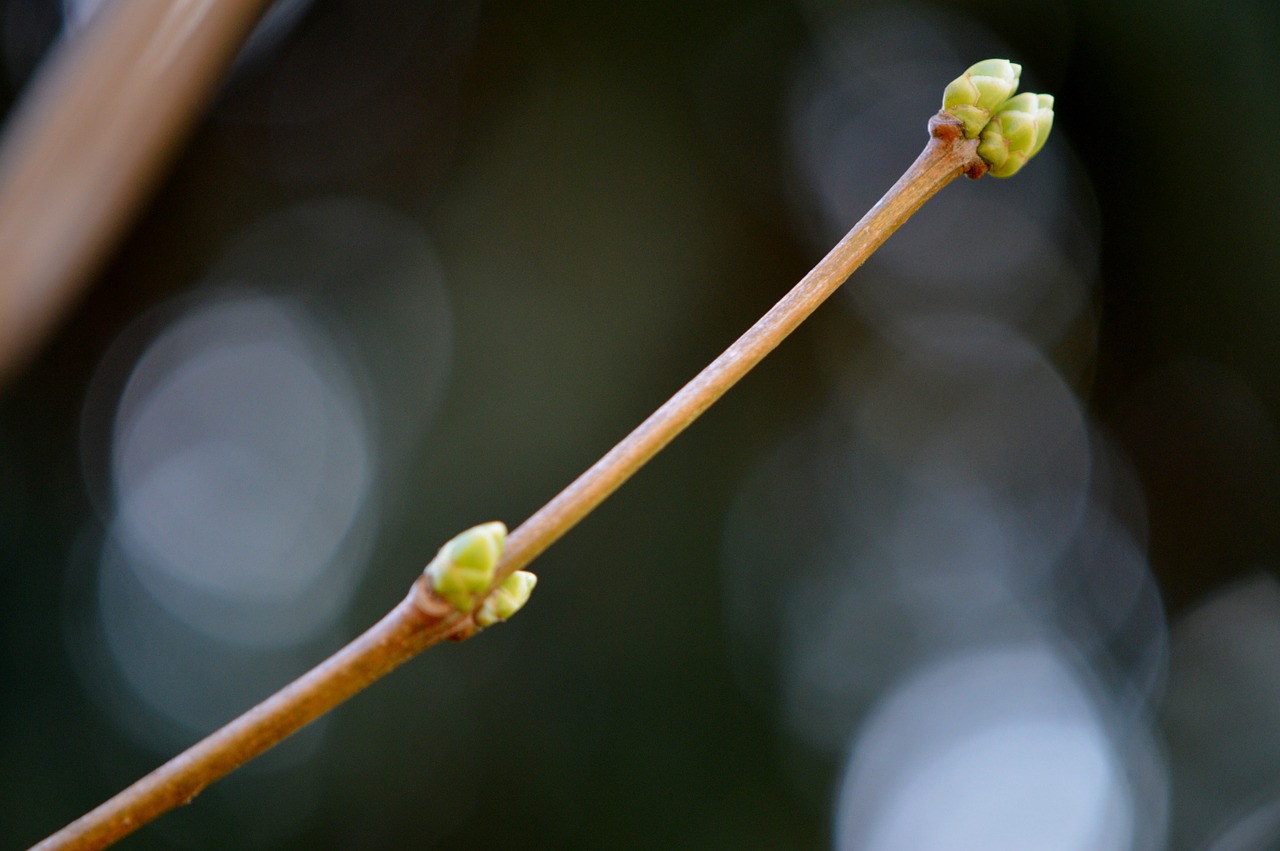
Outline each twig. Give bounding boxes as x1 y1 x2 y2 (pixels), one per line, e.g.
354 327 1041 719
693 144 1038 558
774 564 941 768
30 114 983 851
493 115 983 585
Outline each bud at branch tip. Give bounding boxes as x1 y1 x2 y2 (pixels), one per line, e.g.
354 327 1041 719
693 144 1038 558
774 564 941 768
941 58 1055 177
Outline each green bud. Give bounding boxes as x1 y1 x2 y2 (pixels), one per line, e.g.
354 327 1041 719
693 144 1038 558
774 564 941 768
978 91 1055 178
424 521 507 612
475 570 538 628
942 59 1021 138
1028 94 1055 158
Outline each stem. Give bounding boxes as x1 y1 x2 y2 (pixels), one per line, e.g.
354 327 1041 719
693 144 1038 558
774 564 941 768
30 588 466 851
30 116 980 851
493 115 980 586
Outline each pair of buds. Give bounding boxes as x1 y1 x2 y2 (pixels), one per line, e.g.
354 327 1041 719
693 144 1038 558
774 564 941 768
942 59 1055 178
424 522 537 629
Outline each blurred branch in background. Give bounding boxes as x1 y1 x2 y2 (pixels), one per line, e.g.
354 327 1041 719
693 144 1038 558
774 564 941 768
0 0 272 387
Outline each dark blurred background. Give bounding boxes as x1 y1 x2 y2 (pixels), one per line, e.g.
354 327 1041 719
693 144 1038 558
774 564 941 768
3 0 1279 848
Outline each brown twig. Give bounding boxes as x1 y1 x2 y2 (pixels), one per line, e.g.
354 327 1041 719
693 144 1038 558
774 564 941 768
493 114 983 586
30 114 982 851
0 0 274 387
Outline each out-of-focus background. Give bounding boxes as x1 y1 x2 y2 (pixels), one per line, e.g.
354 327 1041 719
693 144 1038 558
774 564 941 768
2 0 1279 848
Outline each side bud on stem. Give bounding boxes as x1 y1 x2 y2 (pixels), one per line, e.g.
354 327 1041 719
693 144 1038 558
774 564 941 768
424 522 507 612
423 522 539 634
475 571 539 628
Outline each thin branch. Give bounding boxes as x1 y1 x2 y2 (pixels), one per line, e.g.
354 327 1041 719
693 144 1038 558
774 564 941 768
30 114 982 851
493 115 982 586
30 589 463 851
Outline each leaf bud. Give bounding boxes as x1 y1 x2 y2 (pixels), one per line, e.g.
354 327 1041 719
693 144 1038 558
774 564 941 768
978 91 1055 178
942 59 1022 138
423 521 507 613
475 570 538 628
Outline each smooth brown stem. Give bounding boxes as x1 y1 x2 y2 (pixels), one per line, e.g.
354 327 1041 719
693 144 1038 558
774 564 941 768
29 115 980 851
492 115 980 585
30 583 464 851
